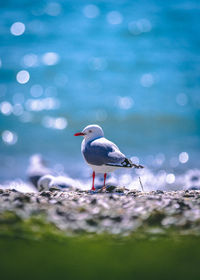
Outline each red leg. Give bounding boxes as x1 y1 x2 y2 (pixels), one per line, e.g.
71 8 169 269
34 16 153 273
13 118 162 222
103 173 107 187
91 171 95 191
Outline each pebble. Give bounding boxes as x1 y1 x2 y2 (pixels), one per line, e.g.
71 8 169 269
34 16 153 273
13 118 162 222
0 188 200 236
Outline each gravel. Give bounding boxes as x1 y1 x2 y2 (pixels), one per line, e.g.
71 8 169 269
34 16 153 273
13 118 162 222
1 187 200 236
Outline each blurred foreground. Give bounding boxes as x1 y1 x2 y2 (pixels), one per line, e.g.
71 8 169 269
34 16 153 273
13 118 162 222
0 188 200 236
1 186 200 279
1 233 200 280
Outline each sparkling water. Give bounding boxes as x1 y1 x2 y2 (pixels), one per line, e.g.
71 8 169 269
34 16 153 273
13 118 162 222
0 0 200 187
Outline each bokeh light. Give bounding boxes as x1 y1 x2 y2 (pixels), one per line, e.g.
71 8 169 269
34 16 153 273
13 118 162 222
179 152 189 164
107 11 123 25
22 54 38 67
140 73 154 87
155 153 165 166
128 18 152 35
2 130 18 145
30 84 43 98
83 5 100 19
16 70 30 84
10 22 25 36
25 97 59 111
42 116 67 130
166 173 175 184
42 52 59 66
0 101 13 115
45 2 62 16
117 96 133 110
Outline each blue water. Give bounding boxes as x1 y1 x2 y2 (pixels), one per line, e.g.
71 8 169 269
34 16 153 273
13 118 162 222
0 0 200 182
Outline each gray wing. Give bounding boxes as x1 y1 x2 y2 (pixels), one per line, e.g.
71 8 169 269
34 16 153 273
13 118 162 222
82 137 126 166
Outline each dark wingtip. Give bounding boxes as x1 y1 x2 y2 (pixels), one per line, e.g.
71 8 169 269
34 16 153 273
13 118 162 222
132 163 144 169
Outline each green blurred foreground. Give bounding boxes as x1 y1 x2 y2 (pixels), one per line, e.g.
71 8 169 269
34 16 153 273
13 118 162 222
0 208 200 280
1 233 200 280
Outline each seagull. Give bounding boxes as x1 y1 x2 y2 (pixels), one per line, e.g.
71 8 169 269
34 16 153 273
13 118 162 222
37 174 76 191
74 124 143 191
26 154 53 188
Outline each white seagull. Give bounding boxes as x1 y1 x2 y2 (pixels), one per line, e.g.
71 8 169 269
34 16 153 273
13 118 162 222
74 124 143 191
26 154 53 188
37 174 76 191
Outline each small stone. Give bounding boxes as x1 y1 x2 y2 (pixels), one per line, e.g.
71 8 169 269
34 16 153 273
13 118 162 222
106 185 116 192
115 187 125 193
2 193 9 197
91 198 97 205
14 195 30 203
56 208 65 216
86 219 98 226
110 216 122 222
156 190 164 194
183 193 195 198
40 191 51 198
49 187 61 192
10 189 18 192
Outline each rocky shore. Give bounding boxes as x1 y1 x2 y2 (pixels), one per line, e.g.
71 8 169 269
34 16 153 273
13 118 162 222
1 187 200 238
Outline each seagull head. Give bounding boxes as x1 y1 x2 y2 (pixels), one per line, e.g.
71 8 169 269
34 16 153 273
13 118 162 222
74 124 104 141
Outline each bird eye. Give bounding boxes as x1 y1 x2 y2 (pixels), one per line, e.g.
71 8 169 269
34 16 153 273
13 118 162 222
89 130 92 133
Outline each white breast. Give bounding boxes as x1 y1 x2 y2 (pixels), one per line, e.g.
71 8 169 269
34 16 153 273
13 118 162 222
89 164 118 174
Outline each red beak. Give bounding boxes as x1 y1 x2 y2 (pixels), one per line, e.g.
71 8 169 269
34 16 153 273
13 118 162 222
74 132 85 136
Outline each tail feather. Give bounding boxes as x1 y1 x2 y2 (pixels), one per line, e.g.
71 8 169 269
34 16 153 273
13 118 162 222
106 158 144 169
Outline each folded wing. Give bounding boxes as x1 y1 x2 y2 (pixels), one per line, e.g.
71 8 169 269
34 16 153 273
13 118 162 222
82 137 126 166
